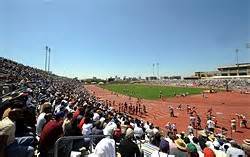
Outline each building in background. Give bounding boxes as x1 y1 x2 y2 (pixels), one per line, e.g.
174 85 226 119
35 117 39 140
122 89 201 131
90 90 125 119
146 76 158 81
160 76 169 80
186 63 250 80
217 63 250 76
194 71 220 78
169 76 182 80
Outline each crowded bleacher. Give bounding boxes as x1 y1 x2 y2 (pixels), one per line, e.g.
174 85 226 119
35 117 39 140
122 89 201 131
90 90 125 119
1 57 249 157
151 79 250 91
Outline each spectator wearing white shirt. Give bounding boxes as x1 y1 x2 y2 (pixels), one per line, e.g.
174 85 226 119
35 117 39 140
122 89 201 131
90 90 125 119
212 140 226 157
153 126 160 135
226 140 246 157
36 102 51 136
103 121 117 137
90 137 116 157
146 125 154 141
81 117 93 136
134 123 144 139
92 111 100 122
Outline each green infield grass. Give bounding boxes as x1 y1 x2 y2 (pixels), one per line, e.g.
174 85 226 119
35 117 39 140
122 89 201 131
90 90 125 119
100 84 204 100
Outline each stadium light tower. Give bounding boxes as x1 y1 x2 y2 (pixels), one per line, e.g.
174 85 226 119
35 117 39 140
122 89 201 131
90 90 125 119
235 48 239 76
45 46 48 72
247 43 250 49
48 47 51 73
247 43 250 63
153 63 155 76
156 62 159 79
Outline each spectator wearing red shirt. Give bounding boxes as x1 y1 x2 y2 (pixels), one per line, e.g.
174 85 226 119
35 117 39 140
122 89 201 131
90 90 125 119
39 111 64 157
203 147 216 157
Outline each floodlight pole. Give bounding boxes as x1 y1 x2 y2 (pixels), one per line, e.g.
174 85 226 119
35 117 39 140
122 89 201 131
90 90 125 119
156 62 159 79
247 43 250 61
247 43 250 60
45 46 48 72
235 49 239 76
247 43 250 49
153 63 155 76
48 48 51 73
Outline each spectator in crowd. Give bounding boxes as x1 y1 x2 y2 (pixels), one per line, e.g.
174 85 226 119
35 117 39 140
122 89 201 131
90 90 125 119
36 102 52 137
242 139 250 156
170 138 188 156
119 128 141 157
62 112 73 136
192 137 202 154
91 120 104 144
146 124 154 141
90 135 116 157
113 122 122 143
39 111 64 157
186 142 199 157
212 140 226 157
81 116 93 136
203 141 216 157
226 140 246 157
1 108 34 157
151 132 162 148
151 138 171 157
0 57 249 157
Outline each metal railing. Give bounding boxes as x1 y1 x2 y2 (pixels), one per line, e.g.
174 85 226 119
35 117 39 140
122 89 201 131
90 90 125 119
0 81 38 99
54 135 112 157
1 87 24 97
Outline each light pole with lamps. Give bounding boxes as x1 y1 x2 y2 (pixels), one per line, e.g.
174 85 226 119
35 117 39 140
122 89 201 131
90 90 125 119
156 62 159 79
153 63 155 76
235 49 239 76
48 47 51 73
246 43 250 49
45 46 48 72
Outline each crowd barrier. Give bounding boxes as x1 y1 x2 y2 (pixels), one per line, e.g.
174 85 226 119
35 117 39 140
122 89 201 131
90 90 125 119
54 135 112 157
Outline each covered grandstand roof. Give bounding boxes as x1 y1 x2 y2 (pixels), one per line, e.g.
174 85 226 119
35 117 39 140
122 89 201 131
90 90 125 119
218 63 250 69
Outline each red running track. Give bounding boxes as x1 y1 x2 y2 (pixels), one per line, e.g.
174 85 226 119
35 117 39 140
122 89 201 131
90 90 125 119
85 85 250 144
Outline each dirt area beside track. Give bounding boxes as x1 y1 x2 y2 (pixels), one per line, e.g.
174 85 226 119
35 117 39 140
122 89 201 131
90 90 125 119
85 85 250 144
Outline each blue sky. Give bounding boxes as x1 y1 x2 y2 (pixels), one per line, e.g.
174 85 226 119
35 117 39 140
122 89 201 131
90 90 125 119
0 0 249 79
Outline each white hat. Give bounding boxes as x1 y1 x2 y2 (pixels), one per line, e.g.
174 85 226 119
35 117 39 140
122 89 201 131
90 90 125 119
206 141 214 149
93 113 100 121
103 122 117 136
153 128 159 134
213 140 220 148
125 128 134 138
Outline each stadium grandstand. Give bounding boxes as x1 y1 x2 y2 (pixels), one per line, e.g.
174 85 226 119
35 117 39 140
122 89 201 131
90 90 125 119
1 0 249 156
0 57 250 157
218 63 250 76
182 63 250 80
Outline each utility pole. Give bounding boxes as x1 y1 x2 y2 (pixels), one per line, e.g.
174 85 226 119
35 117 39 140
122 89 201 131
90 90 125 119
156 62 159 79
247 43 250 48
48 47 51 73
247 43 250 62
153 63 155 76
45 46 48 72
235 49 239 76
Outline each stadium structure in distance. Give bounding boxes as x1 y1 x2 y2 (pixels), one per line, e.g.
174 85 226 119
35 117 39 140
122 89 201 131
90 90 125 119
218 63 250 76
143 63 250 81
185 63 250 80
